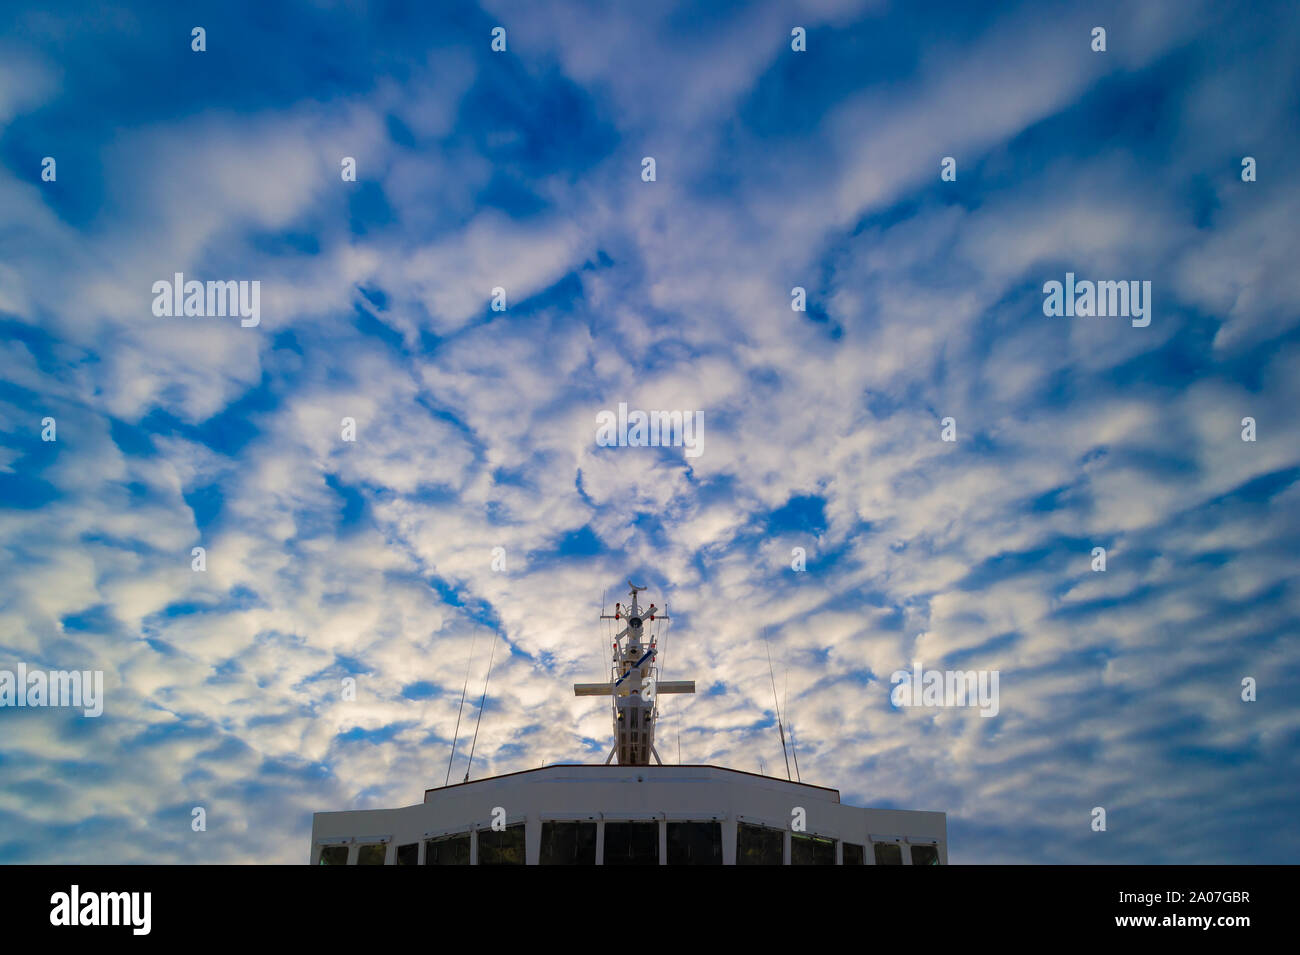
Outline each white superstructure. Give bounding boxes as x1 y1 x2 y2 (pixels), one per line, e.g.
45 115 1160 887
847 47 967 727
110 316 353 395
309 581 948 865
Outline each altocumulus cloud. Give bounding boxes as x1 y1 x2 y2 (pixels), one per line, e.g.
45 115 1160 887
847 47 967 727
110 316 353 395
0 0 1298 863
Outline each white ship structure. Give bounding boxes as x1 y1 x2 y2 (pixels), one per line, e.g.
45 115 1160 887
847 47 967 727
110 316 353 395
310 582 947 864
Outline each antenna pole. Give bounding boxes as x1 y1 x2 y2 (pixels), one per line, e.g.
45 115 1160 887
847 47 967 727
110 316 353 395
464 630 499 783
785 722 795 784
784 666 802 783
789 721 802 783
765 631 792 781
577 581 691 766
444 629 478 787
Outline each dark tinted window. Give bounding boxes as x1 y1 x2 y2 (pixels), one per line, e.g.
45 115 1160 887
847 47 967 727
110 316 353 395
425 834 471 865
843 842 864 865
737 823 784 865
395 842 418 865
603 822 659 865
477 823 526 865
667 822 722 865
911 844 940 865
356 844 387 865
540 821 597 865
318 845 348 865
873 842 903 865
791 833 836 865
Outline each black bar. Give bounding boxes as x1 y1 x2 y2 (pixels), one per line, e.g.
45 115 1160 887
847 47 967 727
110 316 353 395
0 864 1283 941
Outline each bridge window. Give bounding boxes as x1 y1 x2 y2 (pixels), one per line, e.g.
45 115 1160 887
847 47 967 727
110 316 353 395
477 823 526 865
791 833 836 865
911 844 940 865
737 822 784 865
667 822 722 865
317 845 348 865
395 843 418 865
873 842 903 865
843 842 865 865
356 844 387 865
604 821 659 865
425 833 470 865
540 822 597 865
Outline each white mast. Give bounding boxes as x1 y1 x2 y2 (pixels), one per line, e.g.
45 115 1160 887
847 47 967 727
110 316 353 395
574 580 695 765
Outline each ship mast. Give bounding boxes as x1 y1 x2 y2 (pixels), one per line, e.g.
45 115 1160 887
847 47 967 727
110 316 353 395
574 580 695 765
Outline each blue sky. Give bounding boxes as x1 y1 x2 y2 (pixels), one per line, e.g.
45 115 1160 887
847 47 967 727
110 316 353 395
1 0 1299 863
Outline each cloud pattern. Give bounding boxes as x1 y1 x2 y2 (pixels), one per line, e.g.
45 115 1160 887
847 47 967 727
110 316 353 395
1 0 1298 863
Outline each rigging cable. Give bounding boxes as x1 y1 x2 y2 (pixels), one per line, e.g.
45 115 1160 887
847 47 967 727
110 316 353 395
463 630 499 783
765 629 792 781
653 611 671 738
785 665 802 783
444 628 478 787
600 588 608 675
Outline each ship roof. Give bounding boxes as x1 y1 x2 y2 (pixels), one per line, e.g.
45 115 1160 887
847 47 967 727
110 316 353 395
423 763 841 800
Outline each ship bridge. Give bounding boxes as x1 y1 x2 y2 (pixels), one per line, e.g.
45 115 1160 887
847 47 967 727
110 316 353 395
308 580 947 864
311 763 946 865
